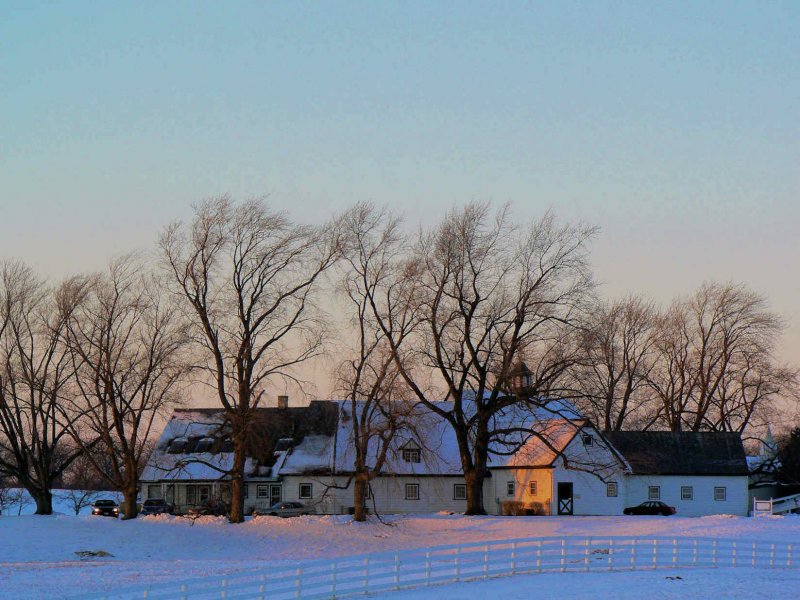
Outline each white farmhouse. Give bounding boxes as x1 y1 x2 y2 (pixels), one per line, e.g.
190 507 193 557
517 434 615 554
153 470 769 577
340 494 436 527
140 398 749 517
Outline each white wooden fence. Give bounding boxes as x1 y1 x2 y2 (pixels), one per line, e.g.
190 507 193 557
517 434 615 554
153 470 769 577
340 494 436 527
77 535 797 600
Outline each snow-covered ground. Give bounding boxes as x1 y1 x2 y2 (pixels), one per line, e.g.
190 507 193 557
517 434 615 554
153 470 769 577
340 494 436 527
2 511 799 599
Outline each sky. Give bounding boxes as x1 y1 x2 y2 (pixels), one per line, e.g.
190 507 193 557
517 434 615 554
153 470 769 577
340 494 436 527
1 1 798 384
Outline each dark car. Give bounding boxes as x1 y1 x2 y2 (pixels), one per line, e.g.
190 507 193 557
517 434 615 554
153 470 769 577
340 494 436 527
91 499 120 518
623 501 676 516
140 498 173 516
263 501 309 518
187 499 229 517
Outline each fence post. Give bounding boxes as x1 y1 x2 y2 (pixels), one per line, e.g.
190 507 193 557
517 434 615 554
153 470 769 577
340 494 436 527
584 538 591 572
511 542 517 575
788 544 793 568
181 584 188 600
712 540 718 567
752 542 757 567
221 578 227 599
258 575 265 600
425 551 431 585
608 539 614 571
483 544 489 578
733 541 737 567
693 540 698 565
394 553 400 590
652 539 657 570
537 540 542 573
331 560 337 597
455 547 460 582
770 543 775 568
630 539 636 570
560 539 566 573
672 539 678 567
295 567 302 598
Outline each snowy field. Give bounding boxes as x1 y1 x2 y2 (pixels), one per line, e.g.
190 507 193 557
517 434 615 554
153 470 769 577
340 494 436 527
1 508 799 599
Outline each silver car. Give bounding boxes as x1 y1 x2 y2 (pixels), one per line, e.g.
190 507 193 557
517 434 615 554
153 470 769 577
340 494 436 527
264 501 310 517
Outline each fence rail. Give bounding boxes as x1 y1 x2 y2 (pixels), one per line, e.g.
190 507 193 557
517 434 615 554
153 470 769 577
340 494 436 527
77 535 798 600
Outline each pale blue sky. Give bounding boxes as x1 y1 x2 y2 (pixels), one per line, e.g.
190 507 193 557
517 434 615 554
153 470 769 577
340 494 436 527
1 1 798 362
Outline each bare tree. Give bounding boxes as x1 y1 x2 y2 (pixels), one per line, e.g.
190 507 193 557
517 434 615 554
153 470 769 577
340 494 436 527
59 256 188 519
570 296 658 431
338 204 419 521
0 262 82 514
647 282 796 433
367 204 597 514
160 197 341 523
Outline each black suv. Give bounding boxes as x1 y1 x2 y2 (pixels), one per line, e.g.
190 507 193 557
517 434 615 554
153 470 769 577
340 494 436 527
140 498 173 516
91 499 120 518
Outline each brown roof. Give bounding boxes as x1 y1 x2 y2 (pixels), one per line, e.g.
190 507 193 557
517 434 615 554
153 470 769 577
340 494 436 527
604 431 749 476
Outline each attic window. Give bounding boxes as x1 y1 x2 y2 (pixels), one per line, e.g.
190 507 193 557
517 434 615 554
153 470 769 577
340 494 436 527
402 448 421 463
194 438 214 453
167 438 188 454
582 434 594 447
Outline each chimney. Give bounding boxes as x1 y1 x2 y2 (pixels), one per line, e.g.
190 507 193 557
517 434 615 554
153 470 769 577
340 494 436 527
277 395 289 409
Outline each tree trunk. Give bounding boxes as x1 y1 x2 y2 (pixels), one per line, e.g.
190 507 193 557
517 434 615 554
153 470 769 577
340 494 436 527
464 468 486 515
353 473 368 522
31 487 53 515
122 484 139 519
229 428 247 524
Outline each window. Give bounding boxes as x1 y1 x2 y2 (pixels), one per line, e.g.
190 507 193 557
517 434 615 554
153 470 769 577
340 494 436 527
506 481 515 496
256 484 269 499
186 484 210 505
681 486 693 501
299 483 313 499
453 484 467 500
582 434 594 446
606 482 618 497
168 438 188 454
402 448 421 463
405 483 420 500
194 437 214 453
648 486 660 500
714 486 727 501
529 481 538 496
147 484 162 499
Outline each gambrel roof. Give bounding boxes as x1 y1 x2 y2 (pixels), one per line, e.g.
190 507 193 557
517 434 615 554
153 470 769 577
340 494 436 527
604 431 749 476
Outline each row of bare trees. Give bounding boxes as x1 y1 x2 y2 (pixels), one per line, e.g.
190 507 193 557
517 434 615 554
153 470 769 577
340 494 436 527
568 286 798 437
0 259 188 516
0 197 795 521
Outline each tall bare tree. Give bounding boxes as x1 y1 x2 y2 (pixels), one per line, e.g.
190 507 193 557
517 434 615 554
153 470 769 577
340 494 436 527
0 262 82 514
338 204 420 521
366 204 597 514
160 197 341 523
59 257 188 518
647 282 796 432
570 296 658 431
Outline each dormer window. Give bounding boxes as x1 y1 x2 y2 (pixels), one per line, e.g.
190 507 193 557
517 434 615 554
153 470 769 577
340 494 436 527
582 434 594 447
402 448 421 463
167 438 188 454
194 437 214 453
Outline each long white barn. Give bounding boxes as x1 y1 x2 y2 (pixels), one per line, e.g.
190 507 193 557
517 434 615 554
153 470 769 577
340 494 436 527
140 398 749 517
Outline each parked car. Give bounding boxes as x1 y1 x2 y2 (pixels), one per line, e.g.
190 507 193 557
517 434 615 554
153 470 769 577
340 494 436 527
91 499 120 518
140 498 173 516
186 499 229 517
261 501 310 518
623 501 676 516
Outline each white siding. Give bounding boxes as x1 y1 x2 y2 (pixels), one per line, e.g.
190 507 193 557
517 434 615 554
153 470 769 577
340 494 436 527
487 468 553 515
550 427 629 516
625 475 749 516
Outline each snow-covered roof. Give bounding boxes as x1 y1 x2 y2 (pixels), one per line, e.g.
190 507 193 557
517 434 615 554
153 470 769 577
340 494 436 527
142 396 603 482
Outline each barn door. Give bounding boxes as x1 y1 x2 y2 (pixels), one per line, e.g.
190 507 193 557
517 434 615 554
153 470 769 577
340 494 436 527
557 482 574 515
